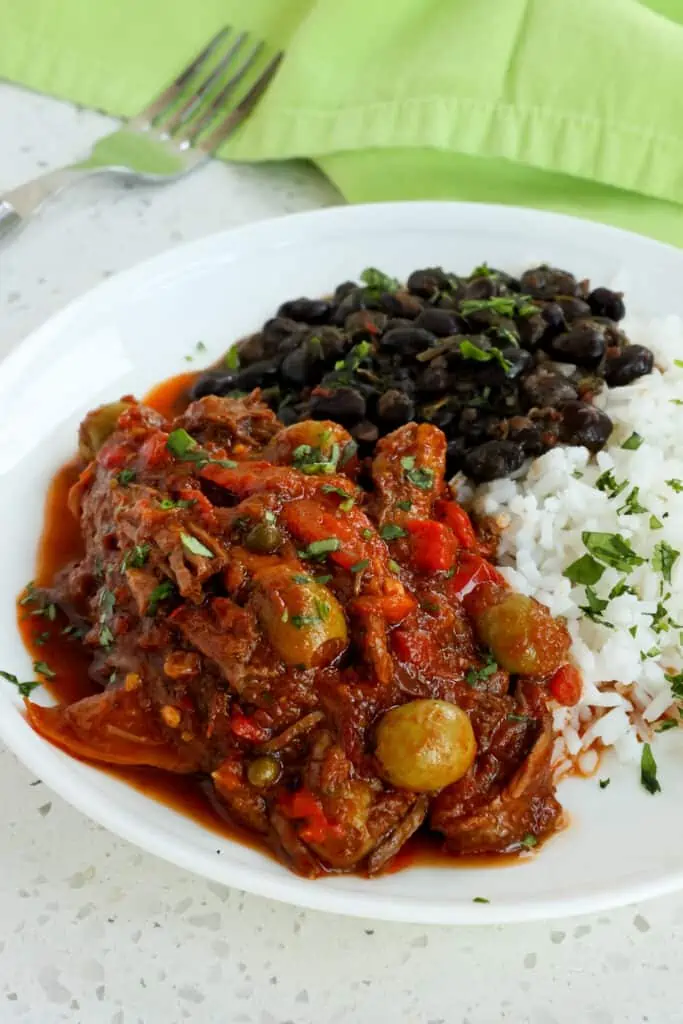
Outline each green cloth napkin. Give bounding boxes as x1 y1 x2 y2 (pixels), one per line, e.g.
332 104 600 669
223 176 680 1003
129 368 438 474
3 0 683 245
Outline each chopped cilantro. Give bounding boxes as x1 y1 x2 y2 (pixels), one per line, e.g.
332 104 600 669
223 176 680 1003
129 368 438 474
314 574 333 585
652 541 679 583
640 742 661 794
608 579 636 599
617 487 647 516
458 339 511 372
595 470 628 498
380 523 408 541
466 654 498 686
158 498 195 510
563 554 605 586
291 574 312 585
32 660 55 679
361 528 374 540
650 514 664 530
582 532 644 572
472 897 490 904
147 581 175 616
396 500 412 512
0 670 40 698
339 439 358 467
166 429 236 470
292 443 340 476
350 559 370 573
388 559 401 574
656 719 678 733
579 587 609 622
314 598 330 621
360 267 400 297
291 614 321 629
621 432 644 450
666 479 683 493
122 543 151 571
599 778 610 789
224 345 240 370
298 538 341 560
181 533 214 559
117 469 136 486
520 833 538 849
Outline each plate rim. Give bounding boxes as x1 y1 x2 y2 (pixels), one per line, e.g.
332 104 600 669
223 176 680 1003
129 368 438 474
2 199 683 925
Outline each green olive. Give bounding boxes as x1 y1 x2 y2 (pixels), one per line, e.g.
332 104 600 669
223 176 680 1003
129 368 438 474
472 592 570 676
252 565 348 668
78 400 131 460
245 522 284 554
247 755 281 788
375 699 476 793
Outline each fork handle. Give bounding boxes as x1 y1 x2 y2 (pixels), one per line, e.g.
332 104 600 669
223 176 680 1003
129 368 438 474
0 167 85 243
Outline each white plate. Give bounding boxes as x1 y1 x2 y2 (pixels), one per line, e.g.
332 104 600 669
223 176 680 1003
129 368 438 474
1 201 682 925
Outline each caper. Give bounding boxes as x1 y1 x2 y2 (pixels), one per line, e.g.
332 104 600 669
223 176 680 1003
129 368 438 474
247 755 281 788
245 522 284 554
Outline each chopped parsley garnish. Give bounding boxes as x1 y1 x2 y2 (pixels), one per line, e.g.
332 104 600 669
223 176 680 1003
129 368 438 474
656 719 678 733
671 399 683 406
563 554 605 586
158 498 195 511
608 579 636 599
388 559 401 574
339 439 358 467
350 559 370 573
621 432 644 450
640 742 661 795
32 660 55 679
458 339 511 372
595 470 628 498
34 631 50 646
19 581 37 606
666 670 683 699
579 587 609 622
466 654 498 686
291 574 313 585
520 833 538 849
224 345 240 370
649 600 678 635
650 514 664 530
122 544 151 571
361 528 374 540
181 532 214 559
652 541 679 583
400 456 435 491
292 443 340 476
291 614 321 629
472 897 490 904
117 469 136 486
396 500 412 512
617 487 647 516
666 479 683 493
0 670 40 698
314 574 333 585
460 296 537 319
322 484 354 501
507 713 529 723
581 532 644 573
674 359 683 368
599 778 610 789
298 538 341 561
572 470 584 480
166 429 237 470
315 598 330 621
640 646 660 661
380 523 408 541
147 581 175 616
360 266 400 297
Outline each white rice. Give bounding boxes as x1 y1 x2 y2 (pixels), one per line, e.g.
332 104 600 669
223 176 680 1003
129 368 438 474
474 312 683 768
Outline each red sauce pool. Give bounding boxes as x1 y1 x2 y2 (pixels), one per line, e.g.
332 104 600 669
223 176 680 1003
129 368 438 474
17 373 526 873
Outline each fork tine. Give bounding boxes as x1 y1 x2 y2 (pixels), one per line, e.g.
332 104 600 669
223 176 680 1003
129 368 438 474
135 25 232 124
183 40 265 145
160 31 248 137
196 51 283 154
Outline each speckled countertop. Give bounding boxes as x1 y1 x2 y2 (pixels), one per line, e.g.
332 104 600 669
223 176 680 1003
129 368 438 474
1 82 682 1024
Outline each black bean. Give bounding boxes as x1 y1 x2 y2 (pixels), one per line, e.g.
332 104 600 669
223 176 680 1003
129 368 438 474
501 347 533 379
277 403 299 426
603 345 654 387
334 281 357 301
351 420 379 444
559 401 613 452
236 333 267 364
344 310 388 340
519 266 579 300
416 360 450 395
189 371 239 401
261 317 302 348
516 313 547 349
547 323 606 366
505 416 546 456
280 346 316 387
590 316 630 349
384 317 417 333
414 307 465 336
458 409 497 443
309 387 367 424
463 440 526 481
461 275 511 301
554 295 592 321
445 436 467 473
303 326 347 360
520 367 579 408
406 267 453 298
588 287 626 322
377 389 415 426
379 291 424 319
277 297 332 324
540 302 566 333
379 326 436 355
234 360 279 392
420 401 454 430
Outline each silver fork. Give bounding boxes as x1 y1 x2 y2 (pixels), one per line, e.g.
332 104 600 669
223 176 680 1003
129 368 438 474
0 26 283 243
